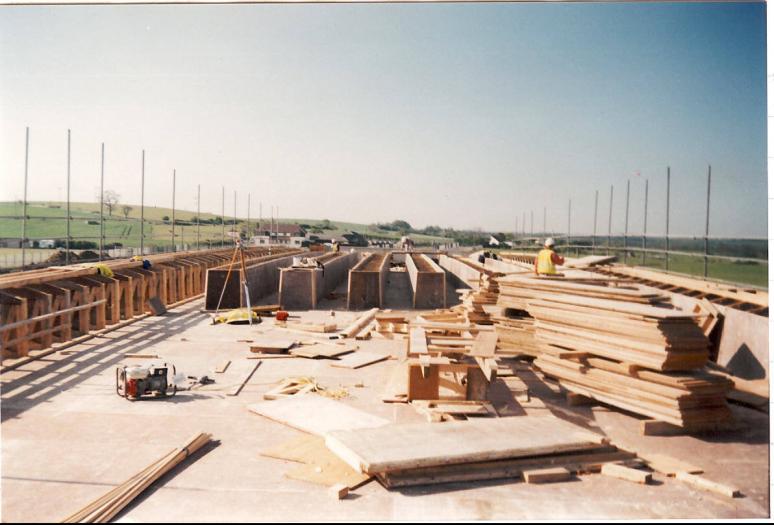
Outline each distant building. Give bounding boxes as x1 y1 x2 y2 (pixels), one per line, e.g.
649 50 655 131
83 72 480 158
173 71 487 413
251 223 307 247
488 236 501 247
39 239 56 249
0 238 22 248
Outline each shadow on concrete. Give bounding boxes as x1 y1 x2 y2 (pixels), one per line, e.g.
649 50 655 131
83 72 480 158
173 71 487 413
1 303 206 422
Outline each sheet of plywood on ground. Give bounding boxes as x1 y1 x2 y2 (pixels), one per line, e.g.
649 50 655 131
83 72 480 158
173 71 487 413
250 339 297 354
289 344 353 359
249 394 390 436
226 361 261 396
325 415 608 475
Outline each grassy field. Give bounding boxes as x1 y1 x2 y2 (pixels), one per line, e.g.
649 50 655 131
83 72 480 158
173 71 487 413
0 201 453 248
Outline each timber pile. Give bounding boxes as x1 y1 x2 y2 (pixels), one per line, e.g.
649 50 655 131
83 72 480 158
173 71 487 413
324 416 640 488
530 297 709 371
62 432 212 523
456 272 499 324
536 354 732 429
492 312 539 358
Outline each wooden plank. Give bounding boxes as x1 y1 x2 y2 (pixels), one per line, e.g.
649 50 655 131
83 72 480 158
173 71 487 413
249 394 390 436
330 351 389 369
214 360 231 374
325 416 608 475
637 453 703 476
226 361 261 396
675 471 741 498
250 339 296 354
523 467 573 484
290 344 353 359
600 463 652 484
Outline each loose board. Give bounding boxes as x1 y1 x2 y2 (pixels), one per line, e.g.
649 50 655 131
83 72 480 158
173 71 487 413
330 351 389 369
249 394 390 436
325 416 607 475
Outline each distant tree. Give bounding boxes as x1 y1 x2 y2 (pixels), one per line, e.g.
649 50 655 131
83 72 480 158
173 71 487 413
96 190 120 216
121 205 133 219
391 220 412 234
162 215 170 222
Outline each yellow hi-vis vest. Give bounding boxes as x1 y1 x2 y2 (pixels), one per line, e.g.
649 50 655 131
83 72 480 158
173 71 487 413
536 249 557 275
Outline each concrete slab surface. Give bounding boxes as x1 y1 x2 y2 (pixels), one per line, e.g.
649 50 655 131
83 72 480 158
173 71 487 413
1 298 769 521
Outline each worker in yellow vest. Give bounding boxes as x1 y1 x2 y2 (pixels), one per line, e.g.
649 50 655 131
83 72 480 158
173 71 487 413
535 237 565 276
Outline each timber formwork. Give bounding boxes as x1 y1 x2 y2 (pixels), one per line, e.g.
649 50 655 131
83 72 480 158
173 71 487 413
204 249 306 310
347 252 391 310
0 247 294 361
278 252 359 310
406 253 447 309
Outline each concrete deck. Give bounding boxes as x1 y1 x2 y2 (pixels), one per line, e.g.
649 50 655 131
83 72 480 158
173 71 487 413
1 294 769 521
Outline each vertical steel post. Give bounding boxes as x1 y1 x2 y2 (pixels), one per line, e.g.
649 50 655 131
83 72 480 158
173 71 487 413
99 143 105 261
21 127 29 270
140 150 145 256
522 211 525 237
530 210 534 237
171 169 176 252
624 179 630 265
221 186 225 247
543 206 546 236
704 165 711 278
66 129 71 265
607 185 613 256
642 178 648 265
665 166 671 271
247 193 251 242
567 199 571 252
233 190 237 238
196 184 201 251
592 190 598 254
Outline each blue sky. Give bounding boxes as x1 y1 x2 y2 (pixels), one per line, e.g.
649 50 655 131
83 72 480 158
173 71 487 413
0 2 766 236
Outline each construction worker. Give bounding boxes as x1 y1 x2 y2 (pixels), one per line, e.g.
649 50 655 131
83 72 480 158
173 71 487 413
535 237 564 276
333 241 340 253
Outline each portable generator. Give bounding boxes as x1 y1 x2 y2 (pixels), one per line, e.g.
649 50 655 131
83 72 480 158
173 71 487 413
116 363 177 401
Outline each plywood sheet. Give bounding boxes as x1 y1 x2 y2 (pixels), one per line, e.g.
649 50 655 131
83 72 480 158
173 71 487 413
249 394 390 436
330 351 389 369
325 416 607 475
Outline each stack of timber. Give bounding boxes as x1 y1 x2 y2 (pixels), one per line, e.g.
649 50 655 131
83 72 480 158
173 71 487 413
324 416 638 488
530 297 709 371
456 272 499 324
536 355 733 430
492 312 539 358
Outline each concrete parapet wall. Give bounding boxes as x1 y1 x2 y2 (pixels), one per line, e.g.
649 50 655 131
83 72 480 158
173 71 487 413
407 253 446 309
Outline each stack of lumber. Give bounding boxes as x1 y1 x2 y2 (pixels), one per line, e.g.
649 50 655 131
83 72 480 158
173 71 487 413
323 416 638 488
492 312 539 358
497 275 667 312
536 354 733 430
455 272 500 324
530 296 709 371
63 432 212 523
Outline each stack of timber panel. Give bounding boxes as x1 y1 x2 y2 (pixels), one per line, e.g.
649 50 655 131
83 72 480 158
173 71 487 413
347 252 391 310
406 254 446 309
204 248 305 310
492 312 539 358
279 251 359 310
437 254 500 324
525 292 732 430
324 416 636 488
0 247 277 361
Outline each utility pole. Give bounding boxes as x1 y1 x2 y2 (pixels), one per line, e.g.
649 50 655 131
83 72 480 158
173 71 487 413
221 186 225 247
543 206 546 236
140 150 145 256
233 190 237 237
607 185 613 256
99 143 105 261
665 166 671 271
704 165 711 278
567 199 571 252
530 210 534 237
196 184 201 251
21 127 29 270
624 179 630 265
642 178 648 265
592 190 598 254
66 129 71 265
247 193 251 242
171 169 176 252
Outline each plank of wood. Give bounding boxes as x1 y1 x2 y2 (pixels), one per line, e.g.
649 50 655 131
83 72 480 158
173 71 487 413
280 322 338 333
249 394 390 436
523 467 573 484
330 351 389 369
637 452 704 476
325 416 608 475
226 361 261 396
250 339 296 354
675 471 741 498
214 360 231 373
123 354 160 359
341 308 379 338
290 344 353 359
601 463 651 484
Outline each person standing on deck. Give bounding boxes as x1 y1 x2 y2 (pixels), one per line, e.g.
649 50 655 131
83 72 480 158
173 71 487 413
535 237 565 276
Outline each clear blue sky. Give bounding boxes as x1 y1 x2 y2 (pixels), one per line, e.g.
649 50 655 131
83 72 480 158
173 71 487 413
0 2 766 237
